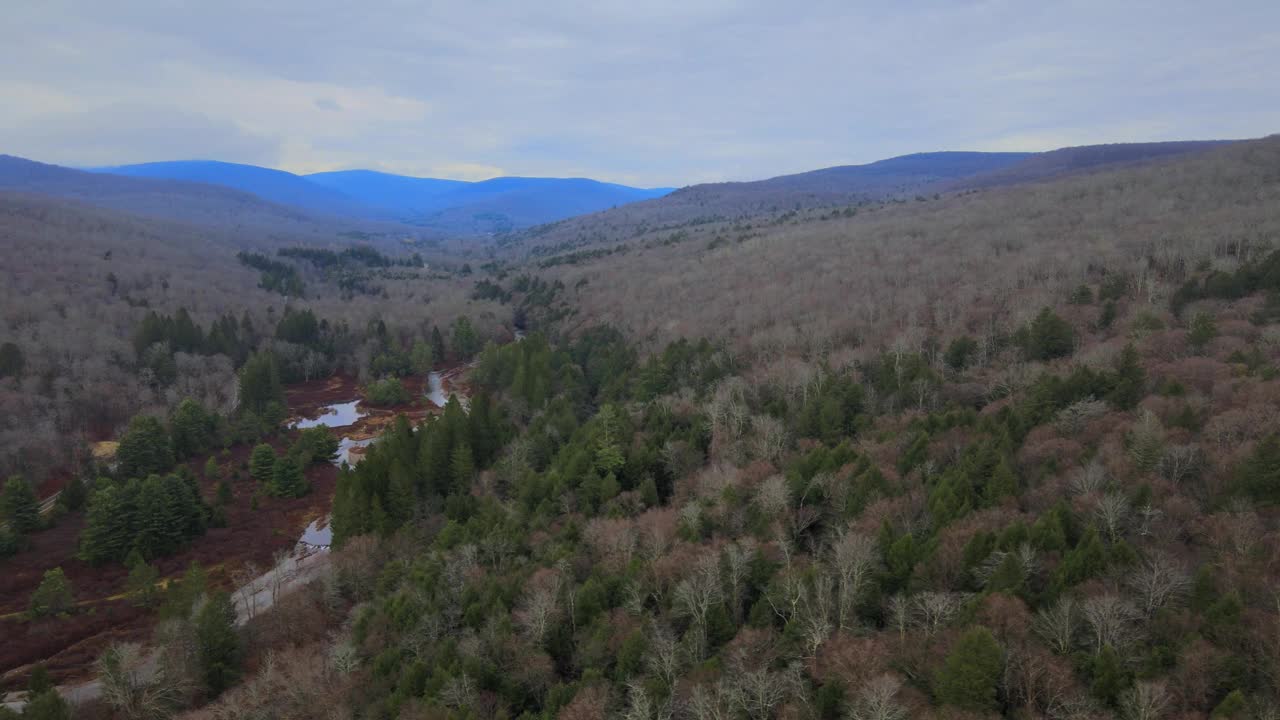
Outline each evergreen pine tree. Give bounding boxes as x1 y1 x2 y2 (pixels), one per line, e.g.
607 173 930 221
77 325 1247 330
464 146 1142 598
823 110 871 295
386 460 415 523
59 475 88 512
29 567 74 617
430 325 446 364
1025 307 1075 361
983 458 1018 505
117 415 175 479
450 440 475 492
195 590 241 695
171 398 216 459
1090 644 1128 706
934 626 1003 712
270 454 307 498
126 553 160 607
411 337 434 375
237 351 284 415
250 444 276 483
1 476 40 534
80 484 133 564
1108 343 1146 410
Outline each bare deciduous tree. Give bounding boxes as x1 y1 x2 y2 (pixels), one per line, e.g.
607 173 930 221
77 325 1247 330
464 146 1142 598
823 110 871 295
1094 492 1131 542
1033 596 1080 655
673 555 725 659
1120 681 1170 720
1082 594 1140 653
848 674 909 720
1128 554 1189 616
723 540 757 624
831 530 878 630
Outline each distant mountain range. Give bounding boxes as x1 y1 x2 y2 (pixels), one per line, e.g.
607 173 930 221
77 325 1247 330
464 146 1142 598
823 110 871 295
507 140 1239 252
0 140 1239 244
88 160 674 234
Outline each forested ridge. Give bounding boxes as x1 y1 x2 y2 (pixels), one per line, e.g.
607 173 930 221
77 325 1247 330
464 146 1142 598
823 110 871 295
180 242 1280 719
5 137 1280 720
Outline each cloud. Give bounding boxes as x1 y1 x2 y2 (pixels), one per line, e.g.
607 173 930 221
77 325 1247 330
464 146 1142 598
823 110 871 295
2 1 1278 185
0 104 280 167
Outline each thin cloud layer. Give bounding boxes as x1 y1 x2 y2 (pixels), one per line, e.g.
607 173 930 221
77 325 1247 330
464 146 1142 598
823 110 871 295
3 1 1278 185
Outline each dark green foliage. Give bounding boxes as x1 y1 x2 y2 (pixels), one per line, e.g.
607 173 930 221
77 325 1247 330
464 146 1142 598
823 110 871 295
451 316 482 360
291 427 338 465
365 377 411 406
0 341 24 378
1211 690 1247 718
132 307 206 356
236 251 303 296
0 527 22 559
1097 300 1118 329
1 476 40 534
19 688 71 720
1107 343 1146 410
430 325 446 366
80 474 206 564
29 567 74 617
117 415 175 479
410 338 433 375
250 443 276 483
269 454 308 498
59 475 88 512
275 306 323 348
1090 644 1129 706
237 351 284 416
1235 435 1280 504
934 626 1003 711
1171 248 1280 315
796 372 865 443
195 590 242 695
126 552 161 607
171 398 218 459
160 562 208 620
945 335 978 371
1020 307 1075 361
1069 284 1094 305
1051 527 1107 592
1189 311 1218 351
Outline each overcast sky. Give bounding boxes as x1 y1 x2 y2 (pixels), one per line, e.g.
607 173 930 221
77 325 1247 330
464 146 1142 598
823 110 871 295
3 1 1278 186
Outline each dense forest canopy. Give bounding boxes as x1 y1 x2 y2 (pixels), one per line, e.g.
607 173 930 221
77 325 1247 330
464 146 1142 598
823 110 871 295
5 137 1280 720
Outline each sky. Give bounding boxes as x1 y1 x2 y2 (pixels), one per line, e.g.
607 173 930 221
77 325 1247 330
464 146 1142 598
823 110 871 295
3 1 1278 187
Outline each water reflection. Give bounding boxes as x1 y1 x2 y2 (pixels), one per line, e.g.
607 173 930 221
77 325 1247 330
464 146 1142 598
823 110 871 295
299 517 332 547
293 400 364 429
426 372 448 407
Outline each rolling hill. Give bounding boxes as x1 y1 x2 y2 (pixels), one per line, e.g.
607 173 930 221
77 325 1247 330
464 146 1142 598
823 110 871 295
502 140 1239 254
91 160 382 220
306 170 672 233
0 154 370 237
88 161 673 234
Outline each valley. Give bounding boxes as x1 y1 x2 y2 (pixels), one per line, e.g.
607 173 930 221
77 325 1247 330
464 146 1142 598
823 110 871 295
4 135 1280 720
0 359 478 691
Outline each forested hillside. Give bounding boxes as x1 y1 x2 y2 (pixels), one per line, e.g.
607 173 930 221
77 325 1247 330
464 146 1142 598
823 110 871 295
0 190 504 482
5 136 1280 720
503 141 1235 257
0 135 1255 720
